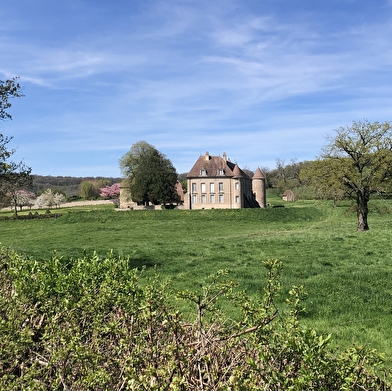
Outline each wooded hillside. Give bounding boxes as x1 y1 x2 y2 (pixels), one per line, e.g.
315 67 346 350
33 175 122 197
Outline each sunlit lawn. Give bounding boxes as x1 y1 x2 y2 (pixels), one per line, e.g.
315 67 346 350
1 198 392 361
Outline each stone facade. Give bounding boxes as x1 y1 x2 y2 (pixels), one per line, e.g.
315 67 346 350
184 152 266 210
119 180 138 209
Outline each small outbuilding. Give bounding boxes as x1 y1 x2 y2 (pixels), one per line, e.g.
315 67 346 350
282 190 295 202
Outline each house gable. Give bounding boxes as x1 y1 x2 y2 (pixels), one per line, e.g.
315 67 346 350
187 152 249 179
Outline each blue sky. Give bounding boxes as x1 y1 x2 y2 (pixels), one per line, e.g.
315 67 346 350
1 0 392 177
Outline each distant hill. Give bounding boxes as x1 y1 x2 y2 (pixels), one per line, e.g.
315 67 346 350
33 175 122 198
32 173 189 199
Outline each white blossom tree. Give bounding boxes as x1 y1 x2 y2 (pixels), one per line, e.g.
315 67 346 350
12 190 35 211
53 192 66 208
35 189 65 209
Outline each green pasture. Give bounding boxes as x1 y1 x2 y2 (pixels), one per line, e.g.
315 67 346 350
1 198 392 361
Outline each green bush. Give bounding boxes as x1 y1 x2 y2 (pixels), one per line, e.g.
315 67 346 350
0 212 62 221
0 247 389 390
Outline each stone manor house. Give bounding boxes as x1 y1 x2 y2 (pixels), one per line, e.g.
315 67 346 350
184 152 266 210
120 151 266 210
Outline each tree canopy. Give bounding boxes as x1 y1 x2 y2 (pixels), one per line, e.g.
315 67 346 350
100 183 120 199
119 141 179 205
1 77 22 122
79 180 108 200
0 161 33 213
1 78 22 166
1 77 33 213
301 119 392 231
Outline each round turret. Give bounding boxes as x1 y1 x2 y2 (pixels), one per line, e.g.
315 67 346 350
252 168 266 208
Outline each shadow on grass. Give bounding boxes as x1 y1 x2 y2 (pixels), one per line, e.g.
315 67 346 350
127 255 161 269
52 250 161 270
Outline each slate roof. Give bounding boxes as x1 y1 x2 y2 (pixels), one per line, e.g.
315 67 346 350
175 181 185 202
186 153 250 179
252 167 265 179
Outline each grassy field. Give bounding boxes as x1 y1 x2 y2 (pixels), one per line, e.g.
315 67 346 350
1 197 392 361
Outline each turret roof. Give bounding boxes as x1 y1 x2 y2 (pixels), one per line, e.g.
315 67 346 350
252 167 265 179
232 164 243 178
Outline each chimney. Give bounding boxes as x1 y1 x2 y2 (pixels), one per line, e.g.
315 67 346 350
223 152 227 163
205 151 210 161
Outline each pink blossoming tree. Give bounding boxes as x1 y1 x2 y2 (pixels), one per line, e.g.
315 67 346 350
100 183 120 199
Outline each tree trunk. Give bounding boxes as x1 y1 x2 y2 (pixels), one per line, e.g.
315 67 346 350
356 195 369 231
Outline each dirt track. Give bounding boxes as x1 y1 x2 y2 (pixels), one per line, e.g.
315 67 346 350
60 200 114 208
1 200 114 212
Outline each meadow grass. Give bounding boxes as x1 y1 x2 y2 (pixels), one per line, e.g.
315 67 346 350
1 199 392 361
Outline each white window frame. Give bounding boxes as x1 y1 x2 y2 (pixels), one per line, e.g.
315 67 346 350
218 182 224 192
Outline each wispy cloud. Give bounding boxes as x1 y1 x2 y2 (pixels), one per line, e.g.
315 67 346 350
2 0 392 176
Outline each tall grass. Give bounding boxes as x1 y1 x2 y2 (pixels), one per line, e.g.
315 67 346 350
1 200 392 361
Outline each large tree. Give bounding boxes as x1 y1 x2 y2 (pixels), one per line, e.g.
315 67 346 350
299 159 346 206
1 77 33 214
119 141 179 205
302 120 392 231
1 78 22 164
1 78 22 121
0 161 33 214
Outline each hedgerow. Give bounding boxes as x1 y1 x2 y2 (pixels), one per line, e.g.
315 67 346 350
0 247 389 390
0 211 62 221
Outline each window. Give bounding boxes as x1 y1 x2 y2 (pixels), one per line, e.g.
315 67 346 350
218 182 224 192
201 194 206 203
192 183 197 192
235 195 240 203
219 194 224 203
218 168 224 175
201 183 206 193
200 168 206 176
210 183 215 193
192 194 197 204
235 182 240 190
210 194 215 203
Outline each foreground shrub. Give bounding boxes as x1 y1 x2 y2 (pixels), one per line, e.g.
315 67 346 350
0 247 389 390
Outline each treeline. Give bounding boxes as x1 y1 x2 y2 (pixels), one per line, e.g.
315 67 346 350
33 175 122 198
29 161 341 202
262 159 392 203
262 159 308 196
